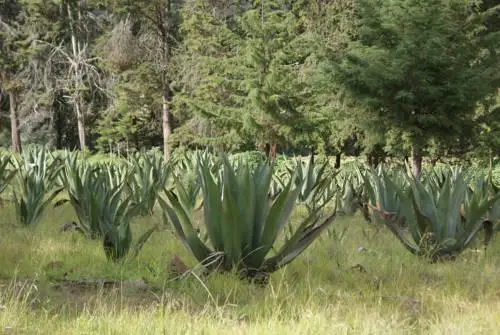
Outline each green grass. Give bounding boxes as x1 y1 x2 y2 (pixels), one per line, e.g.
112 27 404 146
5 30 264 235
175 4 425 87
1 203 500 334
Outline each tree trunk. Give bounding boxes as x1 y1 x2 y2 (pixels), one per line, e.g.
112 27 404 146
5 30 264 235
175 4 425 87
411 146 423 179
271 143 277 159
9 92 21 153
76 102 86 150
335 153 341 169
162 91 172 161
54 103 63 149
67 2 85 151
264 143 271 159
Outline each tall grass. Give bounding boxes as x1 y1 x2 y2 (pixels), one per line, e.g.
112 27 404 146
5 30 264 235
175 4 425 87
1 203 499 334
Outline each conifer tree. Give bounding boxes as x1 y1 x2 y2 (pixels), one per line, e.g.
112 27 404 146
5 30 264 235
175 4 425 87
177 0 312 154
332 0 500 177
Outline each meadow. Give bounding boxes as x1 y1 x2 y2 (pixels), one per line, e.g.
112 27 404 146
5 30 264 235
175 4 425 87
0 148 499 334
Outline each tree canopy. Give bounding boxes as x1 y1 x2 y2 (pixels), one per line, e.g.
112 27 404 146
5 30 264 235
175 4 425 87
0 0 498 171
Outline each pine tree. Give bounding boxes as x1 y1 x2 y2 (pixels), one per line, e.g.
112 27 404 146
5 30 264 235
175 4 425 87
172 0 245 151
177 0 313 155
331 0 500 177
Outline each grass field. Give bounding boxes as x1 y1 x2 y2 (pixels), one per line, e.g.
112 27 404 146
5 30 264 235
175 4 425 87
1 202 500 335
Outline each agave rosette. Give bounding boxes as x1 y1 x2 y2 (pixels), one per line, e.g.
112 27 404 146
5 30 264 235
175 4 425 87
159 156 337 278
11 146 63 226
365 167 500 260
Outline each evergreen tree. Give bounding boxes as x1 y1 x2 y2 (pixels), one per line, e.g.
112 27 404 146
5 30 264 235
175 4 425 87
100 0 183 159
305 0 360 160
331 0 500 177
172 0 245 151
177 0 313 155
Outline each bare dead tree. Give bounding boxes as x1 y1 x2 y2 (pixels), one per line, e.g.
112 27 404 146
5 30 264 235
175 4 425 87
37 1 106 151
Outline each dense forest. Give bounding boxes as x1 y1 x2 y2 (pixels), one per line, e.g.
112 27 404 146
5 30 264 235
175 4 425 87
0 0 499 175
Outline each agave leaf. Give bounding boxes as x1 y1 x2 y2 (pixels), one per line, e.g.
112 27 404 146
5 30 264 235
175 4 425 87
263 211 336 272
158 196 188 246
239 164 256 255
259 172 302 258
274 206 324 253
252 163 273 249
371 204 420 255
410 191 431 240
461 193 500 247
410 178 438 235
199 163 224 251
362 171 376 206
129 225 158 261
444 175 467 241
162 189 213 263
103 223 133 262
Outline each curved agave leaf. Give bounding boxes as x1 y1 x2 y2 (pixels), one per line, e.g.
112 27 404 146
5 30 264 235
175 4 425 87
263 208 337 272
160 188 213 265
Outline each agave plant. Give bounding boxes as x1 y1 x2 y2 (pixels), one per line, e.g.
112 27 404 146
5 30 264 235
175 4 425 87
127 152 170 216
62 154 156 261
170 150 220 209
294 156 336 210
365 168 500 261
269 174 286 200
100 161 131 189
99 183 157 262
0 154 16 195
469 174 500 240
11 147 63 226
274 156 336 212
422 166 463 195
331 165 382 223
160 157 337 279
336 167 364 216
173 149 221 178
62 153 102 238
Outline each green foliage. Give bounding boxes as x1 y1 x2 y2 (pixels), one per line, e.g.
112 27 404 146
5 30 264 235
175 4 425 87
470 173 500 235
0 153 15 195
100 161 131 190
62 152 103 238
281 155 337 211
175 0 315 150
336 165 371 219
61 152 156 261
330 0 500 160
11 146 63 226
159 156 337 278
365 167 500 260
100 185 156 262
127 152 170 216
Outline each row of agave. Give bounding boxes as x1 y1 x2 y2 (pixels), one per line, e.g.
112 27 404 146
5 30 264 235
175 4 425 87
0 146 499 279
0 147 168 261
0 148 350 277
244 157 500 261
